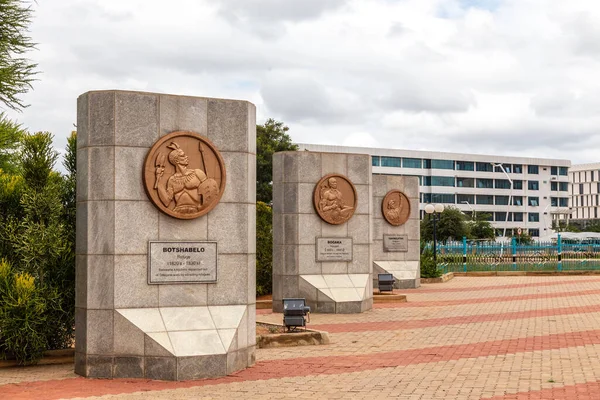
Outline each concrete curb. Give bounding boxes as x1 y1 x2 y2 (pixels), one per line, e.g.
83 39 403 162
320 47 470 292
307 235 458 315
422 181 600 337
256 323 330 349
0 349 74 368
373 293 408 303
421 272 455 283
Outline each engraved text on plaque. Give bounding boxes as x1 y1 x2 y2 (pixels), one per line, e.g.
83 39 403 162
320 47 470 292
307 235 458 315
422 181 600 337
383 234 409 252
149 241 218 284
316 238 353 262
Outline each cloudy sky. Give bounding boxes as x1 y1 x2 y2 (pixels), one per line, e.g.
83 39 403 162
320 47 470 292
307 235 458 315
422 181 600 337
5 0 600 165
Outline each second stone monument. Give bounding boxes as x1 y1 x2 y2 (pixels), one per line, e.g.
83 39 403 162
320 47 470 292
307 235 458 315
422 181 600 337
272 152 373 313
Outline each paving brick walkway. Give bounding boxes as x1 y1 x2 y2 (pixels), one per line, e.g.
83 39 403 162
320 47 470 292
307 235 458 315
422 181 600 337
3 276 600 399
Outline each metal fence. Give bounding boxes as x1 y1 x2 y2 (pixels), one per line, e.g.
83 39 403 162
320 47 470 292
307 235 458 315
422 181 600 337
434 235 600 273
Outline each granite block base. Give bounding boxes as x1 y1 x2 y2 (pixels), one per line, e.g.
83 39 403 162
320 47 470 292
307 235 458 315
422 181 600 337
74 348 255 381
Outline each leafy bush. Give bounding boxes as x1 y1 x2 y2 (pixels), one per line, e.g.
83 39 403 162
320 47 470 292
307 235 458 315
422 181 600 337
0 259 61 365
256 201 272 296
0 132 76 361
420 245 442 279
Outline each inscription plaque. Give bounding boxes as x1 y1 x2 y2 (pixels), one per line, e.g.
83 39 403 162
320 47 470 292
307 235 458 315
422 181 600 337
383 235 408 252
316 238 353 262
382 190 410 226
143 131 226 220
313 174 357 225
148 241 218 284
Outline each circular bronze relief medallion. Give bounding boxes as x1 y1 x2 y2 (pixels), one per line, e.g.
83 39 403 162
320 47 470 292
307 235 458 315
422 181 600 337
313 174 357 225
382 190 411 226
143 131 226 220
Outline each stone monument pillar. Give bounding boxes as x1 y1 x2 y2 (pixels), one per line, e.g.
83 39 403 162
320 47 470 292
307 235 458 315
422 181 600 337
75 90 256 380
372 175 420 289
272 152 372 313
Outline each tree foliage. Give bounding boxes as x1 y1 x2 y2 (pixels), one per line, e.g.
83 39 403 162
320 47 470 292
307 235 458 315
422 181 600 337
256 201 272 297
467 213 495 240
256 119 297 203
0 0 38 111
0 113 24 172
421 206 468 243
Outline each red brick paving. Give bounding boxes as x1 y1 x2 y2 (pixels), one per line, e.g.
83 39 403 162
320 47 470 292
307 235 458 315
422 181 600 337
311 303 600 333
409 278 600 294
5 276 600 399
375 288 600 308
4 329 600 399
481 380 600 399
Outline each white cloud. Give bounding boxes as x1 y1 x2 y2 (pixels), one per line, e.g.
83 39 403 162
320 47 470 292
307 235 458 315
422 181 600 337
4 0 600 165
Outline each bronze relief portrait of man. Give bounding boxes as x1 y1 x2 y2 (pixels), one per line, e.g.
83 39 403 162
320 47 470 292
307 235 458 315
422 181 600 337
382 190 410 226
313 174 357 225
143 131 226 219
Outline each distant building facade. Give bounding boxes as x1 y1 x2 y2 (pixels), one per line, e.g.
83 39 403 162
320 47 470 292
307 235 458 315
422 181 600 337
569 163 600 228
298 144 571 239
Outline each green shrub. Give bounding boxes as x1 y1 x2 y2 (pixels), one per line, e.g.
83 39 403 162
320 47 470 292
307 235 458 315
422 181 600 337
256 201 272 297
420 245 442 279
0 259 61 365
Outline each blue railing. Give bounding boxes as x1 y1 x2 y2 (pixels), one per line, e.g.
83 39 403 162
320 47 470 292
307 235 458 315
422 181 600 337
432 235 600 272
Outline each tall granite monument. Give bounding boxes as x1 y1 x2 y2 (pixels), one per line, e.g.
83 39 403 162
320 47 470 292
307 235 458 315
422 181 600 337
272 152 373 313
372 175 420 289
75 90 256 380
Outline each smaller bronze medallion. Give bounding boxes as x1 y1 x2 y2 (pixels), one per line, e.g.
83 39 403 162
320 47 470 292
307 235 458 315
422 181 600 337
313 174 357 225
382 190 411 226
143 131 226 220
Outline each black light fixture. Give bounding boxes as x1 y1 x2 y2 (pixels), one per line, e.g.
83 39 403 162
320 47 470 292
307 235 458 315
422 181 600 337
282 298 311 332
377 273 395 292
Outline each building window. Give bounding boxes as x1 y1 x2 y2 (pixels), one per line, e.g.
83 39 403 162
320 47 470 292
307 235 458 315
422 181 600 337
431 193 455 203
494 164 511 173
580 183 584 194
476 195 494 205
528 165 539 174
513 212 524 222
456 177 475 188
371 156 380 167
456 161 474 171
559 182 568 191
551 182 557 191
559 167 568 176
381 157 401 168
402 158 422 168
431 159 454 170
529 229 540 237
423 159 431 169
477 178 494 189
528 197 539 206
529 213 539 222
528 181 539 190
476 162 493 172
457 194 475 204
495 179 511 189
513 164 523 173
592 171 596 182
431 176 455 187
423 177 431 186
495 195 509 205
551 166 558 175
512 196 523 206
495 212 508 222
551 197 558 207
514 180 523 190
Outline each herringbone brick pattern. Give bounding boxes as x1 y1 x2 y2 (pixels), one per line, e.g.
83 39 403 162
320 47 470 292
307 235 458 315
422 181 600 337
3 276 600 399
